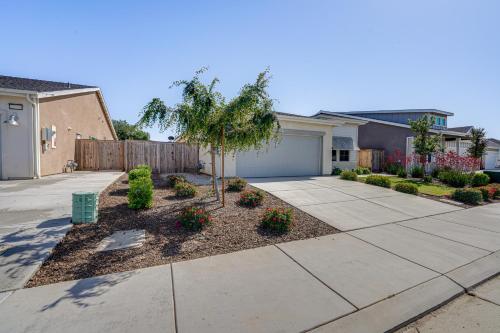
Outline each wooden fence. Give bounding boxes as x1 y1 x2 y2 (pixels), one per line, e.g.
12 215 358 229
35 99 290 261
75 139 199 173
358 149 385 172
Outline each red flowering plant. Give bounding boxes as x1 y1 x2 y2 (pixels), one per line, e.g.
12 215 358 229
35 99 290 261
239 190 265 207
435 151 481 172
261 208 293 233
177 206 212 231
385 149 405 174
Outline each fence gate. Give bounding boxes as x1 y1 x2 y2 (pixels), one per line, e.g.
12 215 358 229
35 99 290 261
75 139 199 173
358 149 385 172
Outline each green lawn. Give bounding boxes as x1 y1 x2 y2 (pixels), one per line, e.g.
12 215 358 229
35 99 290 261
386 176 454 196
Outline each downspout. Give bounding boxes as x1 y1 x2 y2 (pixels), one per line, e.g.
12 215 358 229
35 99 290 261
26 93 41 178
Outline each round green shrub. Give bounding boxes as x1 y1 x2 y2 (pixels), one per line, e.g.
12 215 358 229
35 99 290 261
331 167 342 176
128 177 153 209
438 171 472 188
167 174 187 187
423 175 433 183
128 167 152 181
471 173 490 187
410 165 424 178
136 164 152 172
354 167 371 175
394 182 418 195
177 206 212 231
174 181 197 198
340 170 358 181
365 175 391 188
397 168 407 178
451 188 483 205
239 190 265 207
261 207 293 233
227 177 247 192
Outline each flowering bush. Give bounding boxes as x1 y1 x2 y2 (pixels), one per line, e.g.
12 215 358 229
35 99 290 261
177 206 212 231
478 184 500 201
385 149 405 174
227 177 247 192
239 190 265 207
261 208 293 233
435 151 481 172
174 181 197 198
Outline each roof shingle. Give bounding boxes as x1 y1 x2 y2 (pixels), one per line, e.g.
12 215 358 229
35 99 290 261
0 75 96 93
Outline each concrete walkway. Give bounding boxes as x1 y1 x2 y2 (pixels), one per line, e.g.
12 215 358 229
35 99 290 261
0 176 499 332
0 171 123 292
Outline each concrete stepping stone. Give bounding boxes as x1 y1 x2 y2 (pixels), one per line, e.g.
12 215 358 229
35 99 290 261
96 229 145 252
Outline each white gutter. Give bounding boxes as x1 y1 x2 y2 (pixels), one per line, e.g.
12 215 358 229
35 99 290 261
26 93 41 178
277 114 367 126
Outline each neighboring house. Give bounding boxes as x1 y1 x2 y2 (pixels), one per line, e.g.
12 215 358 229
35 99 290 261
0 75 117 179
199 112 367 178
485 138 500 169
314 109 473 165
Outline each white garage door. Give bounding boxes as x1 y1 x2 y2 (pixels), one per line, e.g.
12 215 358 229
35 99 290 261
236 131 322 177
485 149 499 169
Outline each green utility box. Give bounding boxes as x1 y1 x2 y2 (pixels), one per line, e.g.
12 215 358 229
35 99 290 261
72 191 99 224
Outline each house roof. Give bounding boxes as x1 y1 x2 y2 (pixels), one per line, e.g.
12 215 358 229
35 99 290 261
340 109 454 117
0 75 95 93
315 110 469 138
487 138 500 148
447 126 473 134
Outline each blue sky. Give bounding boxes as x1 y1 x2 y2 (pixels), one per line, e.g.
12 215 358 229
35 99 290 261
2 0 499 139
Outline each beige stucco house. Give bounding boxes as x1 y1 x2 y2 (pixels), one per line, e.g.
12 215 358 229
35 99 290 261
0 75 117 179
200 112 367 178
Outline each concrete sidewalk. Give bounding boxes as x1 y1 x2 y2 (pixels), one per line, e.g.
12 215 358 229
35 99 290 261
0 172 123 292
1 203 498 332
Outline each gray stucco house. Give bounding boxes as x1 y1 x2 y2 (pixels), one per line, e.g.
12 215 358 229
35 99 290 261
314 109 472 166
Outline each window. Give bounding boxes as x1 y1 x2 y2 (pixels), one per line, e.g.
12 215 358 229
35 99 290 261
340 150 349 162
332 150 337 161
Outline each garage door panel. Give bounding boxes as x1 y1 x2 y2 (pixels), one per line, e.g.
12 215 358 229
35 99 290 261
236 134 322 177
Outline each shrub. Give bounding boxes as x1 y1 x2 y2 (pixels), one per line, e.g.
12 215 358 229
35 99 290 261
451 188 483 205
479 188 490 201
410 165 424 178
239 190 265 207
365 175 391 188
394 182 418 195
174 181 197 198
438 171 472 188
167 174 187 187
354 167 371 175
385 163 403 175
397 168 407 178
227 177 247 192
340 170 358 181
423 175 433 183
261 208 293 233
177 206 212 231
128 167 152 181
136 164 152 172
128 177 153 209
331 167 342 176
471 173 490 187
478 184 500 201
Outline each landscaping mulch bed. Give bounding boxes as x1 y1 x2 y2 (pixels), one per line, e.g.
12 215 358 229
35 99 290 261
27 174 337 287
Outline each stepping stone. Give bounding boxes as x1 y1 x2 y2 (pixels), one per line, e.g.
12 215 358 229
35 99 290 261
96 229 145 252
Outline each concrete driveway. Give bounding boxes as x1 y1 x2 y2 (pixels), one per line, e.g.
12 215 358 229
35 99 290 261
0 171 122 292
249 176 463 231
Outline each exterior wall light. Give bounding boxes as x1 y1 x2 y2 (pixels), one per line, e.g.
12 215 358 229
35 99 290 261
3 114 19 126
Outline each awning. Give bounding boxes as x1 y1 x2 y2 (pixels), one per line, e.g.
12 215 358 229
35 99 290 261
332 136 354 150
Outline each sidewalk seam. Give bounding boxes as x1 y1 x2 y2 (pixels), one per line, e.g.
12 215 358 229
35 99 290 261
273 244 359 310
170 263 179 333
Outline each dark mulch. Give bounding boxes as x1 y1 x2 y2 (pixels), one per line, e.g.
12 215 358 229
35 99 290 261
27 174 337 287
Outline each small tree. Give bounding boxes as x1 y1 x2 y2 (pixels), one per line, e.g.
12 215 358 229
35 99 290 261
467 127 487 158
139 68 280 206
409 115 441 173
112 119 150 140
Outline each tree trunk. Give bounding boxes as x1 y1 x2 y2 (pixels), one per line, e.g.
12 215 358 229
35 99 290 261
221 127 225 207
210 144 216 192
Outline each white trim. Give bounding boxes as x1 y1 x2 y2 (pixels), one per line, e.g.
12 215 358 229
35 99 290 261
315 111 469 137
277 113 367 126
341 109 454 116
37 87 100 98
